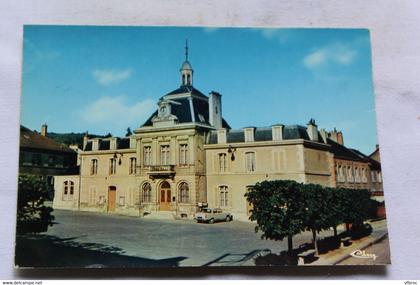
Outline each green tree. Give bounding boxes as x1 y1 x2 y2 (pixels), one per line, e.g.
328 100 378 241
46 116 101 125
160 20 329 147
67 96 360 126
245 180 306 255
301 184 331 254
326 187 343 237
16 174 54 234
340 188 372 231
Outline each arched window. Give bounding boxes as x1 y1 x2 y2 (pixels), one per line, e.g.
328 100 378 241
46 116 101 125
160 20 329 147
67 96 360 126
142 182 152 203
179 182 189 203
219 185 229 207
63 180 74 200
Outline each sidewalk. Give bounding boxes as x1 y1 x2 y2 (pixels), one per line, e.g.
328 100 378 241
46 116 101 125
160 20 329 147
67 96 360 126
310 219 389 265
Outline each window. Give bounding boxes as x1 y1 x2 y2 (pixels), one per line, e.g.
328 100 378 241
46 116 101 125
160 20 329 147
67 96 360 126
362 168 368 183
219 186 229 207
63 180 74 200
371 171 377 182
142 183 152 203
179 144 188 165
129 157 136 175
244 128 254 142
347 166 353 182
160 145 170 165
143 146 152 166
90 159 98 175
179 182 189 203
48 155 56 167
218 153 227 173
377 171 382 182
32 153 42 166
109 158 116 175
355 167 360 183
245 152 256 172
337 165 345 182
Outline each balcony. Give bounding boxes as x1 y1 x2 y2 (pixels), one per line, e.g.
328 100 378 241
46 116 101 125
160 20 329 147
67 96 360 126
146 165 175 180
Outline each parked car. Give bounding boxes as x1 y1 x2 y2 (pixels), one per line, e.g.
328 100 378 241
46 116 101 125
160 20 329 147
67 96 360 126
195 208 233 223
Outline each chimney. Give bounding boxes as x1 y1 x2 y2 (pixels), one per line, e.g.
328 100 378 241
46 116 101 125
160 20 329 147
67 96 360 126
217 129 227 144
306 118 319 141
319 128 328 143
83 132 89 149
41 123 48 136
337 131 344 145
272 124 284 141
329 128 338 143
209 91 222 129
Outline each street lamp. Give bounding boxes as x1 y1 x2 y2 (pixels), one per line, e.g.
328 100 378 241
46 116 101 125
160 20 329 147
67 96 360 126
113 152 123 165
227 145 236 161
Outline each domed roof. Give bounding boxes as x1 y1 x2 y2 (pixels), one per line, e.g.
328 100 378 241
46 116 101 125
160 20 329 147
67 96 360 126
180 60 193 70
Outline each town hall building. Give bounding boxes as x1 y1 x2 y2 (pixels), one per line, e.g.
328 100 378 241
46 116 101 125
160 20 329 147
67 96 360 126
53 45 383 221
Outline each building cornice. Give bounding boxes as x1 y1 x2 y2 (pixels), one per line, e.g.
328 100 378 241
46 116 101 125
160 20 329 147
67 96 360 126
204 139 331 150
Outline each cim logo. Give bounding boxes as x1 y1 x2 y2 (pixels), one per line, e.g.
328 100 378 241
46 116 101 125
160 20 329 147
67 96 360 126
350 249 378 261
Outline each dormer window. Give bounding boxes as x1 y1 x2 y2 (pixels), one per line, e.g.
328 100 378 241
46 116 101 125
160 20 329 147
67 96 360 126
244 128 255 142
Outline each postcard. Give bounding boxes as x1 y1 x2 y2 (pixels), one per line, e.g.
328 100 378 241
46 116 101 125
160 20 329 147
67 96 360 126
16 26 390 267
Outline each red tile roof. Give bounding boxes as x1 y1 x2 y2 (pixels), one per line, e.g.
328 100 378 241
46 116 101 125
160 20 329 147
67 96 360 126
20 125 74 153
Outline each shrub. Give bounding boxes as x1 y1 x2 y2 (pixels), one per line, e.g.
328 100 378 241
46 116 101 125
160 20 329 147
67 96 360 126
16 174 54 234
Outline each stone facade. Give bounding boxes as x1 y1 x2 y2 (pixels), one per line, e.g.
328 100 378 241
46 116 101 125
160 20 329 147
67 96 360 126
53 46 382 220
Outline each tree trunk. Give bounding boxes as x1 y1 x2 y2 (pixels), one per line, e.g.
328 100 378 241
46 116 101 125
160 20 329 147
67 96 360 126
333 226 338 237
312 229 318 254
287 235 293 255
346 223 350 232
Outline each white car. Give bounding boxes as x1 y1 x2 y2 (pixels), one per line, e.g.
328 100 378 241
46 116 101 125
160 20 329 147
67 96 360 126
195 208 233 224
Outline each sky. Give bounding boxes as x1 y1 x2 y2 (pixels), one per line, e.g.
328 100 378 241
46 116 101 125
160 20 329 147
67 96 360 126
21 26 377 154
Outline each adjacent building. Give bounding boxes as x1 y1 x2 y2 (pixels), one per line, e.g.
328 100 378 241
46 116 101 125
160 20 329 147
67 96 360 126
19 125 78 198
53 46 383 220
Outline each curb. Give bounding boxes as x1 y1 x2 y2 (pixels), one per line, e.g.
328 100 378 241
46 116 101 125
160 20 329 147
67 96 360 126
332 232 388 265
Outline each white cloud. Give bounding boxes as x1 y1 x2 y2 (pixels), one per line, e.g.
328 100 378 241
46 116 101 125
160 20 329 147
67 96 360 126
92 69 132 86
303 50 327 68
79 95 155 129
303 42 358 70
303 43 357 70
257 28 296 43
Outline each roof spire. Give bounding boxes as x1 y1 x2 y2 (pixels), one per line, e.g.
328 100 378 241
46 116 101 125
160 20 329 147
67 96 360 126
180 39 193 86
185 39 189 61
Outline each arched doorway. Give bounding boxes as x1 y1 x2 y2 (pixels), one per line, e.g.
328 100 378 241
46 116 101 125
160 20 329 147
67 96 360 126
108 186 117 212
159 181 171 211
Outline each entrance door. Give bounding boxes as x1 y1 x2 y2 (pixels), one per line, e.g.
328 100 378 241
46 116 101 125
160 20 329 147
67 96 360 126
159 181 171 211
108 186 116 212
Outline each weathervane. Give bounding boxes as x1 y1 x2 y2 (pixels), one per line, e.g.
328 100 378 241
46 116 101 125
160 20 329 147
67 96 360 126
185 39 189 61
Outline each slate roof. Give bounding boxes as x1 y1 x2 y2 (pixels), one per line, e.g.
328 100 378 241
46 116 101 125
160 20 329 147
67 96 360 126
207 125 321 144
20 125 74 153
142 92 230 129
327 138 366 162
165 85 207 98
83 138 131 151
350 148 381 170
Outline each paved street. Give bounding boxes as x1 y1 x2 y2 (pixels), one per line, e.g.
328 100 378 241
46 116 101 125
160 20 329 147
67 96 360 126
15 209 389 268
